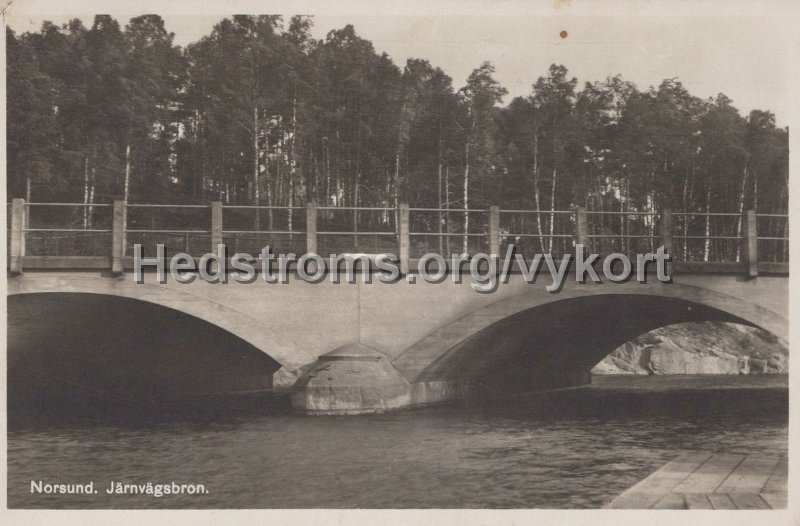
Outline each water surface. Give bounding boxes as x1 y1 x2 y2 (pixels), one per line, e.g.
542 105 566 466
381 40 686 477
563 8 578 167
8 375 788 508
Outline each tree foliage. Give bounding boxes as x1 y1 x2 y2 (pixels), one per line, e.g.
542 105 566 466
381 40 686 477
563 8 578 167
7 16 789 253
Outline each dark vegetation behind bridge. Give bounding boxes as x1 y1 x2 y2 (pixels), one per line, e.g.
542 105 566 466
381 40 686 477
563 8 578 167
7 16 788 262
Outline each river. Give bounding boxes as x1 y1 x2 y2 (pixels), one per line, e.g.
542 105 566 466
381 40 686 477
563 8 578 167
7 374 788 509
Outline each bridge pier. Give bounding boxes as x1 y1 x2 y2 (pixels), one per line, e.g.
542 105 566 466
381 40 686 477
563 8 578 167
289 341 596 414
290 344 412 415
273 367 299 392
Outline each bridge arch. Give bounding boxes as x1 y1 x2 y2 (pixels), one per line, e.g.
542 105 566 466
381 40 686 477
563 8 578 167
8 271 788 412
8 274 319 370
393 283 787 401
8 291 286 416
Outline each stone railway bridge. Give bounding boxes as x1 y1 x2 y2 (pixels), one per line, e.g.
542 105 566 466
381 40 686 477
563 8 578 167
6 200 789 414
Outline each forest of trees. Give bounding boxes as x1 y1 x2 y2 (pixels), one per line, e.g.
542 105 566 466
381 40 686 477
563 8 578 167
6 15 789 259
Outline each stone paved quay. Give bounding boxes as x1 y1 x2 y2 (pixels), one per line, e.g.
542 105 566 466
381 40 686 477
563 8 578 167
607 451 788 509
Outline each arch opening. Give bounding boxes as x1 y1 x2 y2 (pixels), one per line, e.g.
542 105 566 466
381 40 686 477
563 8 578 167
592 321 788 376
8 293 286 424
412 294 787 402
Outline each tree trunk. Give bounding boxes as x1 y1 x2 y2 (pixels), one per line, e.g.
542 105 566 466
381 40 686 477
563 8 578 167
193 109 201 198
620 170 625 255
324 138 331 206
219 143 225 201
88 184 95 229
354 111 362 249
25 175 31 234
288 95 297 240
394 149 401 233
703 186 712 262
266 132 274 232
445 164 451 255
463 143 470 255
549 167 557 253
384 167 391 227
334 130 341 206
625 174 631 254
532 133 545 252
648 163 657 251
123 143 131 203
82 156 89 228
681 166 691 259
253 106 260 230
313 151 320 203
735 165 749 262
438 158 443 254
685 162 696 258
753 169 758 212
89 160 96 228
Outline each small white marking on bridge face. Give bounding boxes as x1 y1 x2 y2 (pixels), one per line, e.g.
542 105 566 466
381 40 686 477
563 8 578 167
407 275 416 284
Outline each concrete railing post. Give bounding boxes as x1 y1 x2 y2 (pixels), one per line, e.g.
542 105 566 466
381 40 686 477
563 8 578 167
399 203 410 275
211 201 223 253
575 206 589 249
112 200 126 274
744 209 758 277
306 202 317 255
659 210 673 254
488 205 500 257
659 209 673 275
10 198 25 274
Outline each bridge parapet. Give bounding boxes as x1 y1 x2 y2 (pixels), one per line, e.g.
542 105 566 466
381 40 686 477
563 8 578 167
8 199 788 276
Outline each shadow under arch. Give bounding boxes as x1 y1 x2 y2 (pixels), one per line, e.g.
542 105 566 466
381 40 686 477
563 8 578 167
394 279 787 381
405 293 784 400
8 273 320 370
8 292 283 421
